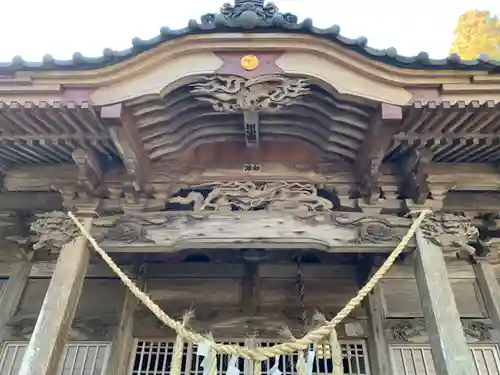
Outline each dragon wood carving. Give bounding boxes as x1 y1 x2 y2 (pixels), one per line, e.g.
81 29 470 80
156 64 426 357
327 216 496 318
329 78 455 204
190 75 310 113
169 181 333 212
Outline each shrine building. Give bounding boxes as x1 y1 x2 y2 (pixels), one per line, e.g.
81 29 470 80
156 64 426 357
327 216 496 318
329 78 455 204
1 1 500 375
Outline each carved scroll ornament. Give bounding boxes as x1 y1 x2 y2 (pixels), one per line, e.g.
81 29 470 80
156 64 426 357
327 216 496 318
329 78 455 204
332 214 400 244
30 211 80 251
420 213 479 258
94 215 175 244
169 181 333 212
190 75 310 113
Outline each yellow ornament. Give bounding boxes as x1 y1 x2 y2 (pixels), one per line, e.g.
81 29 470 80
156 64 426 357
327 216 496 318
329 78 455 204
240 55 260 71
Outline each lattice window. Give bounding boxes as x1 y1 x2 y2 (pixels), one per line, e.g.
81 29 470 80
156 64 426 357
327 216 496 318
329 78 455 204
130 340 369 375
0 342 110 375
391 344 500 375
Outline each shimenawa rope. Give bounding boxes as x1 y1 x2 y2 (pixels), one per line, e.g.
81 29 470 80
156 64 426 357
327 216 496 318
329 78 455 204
67 209 431 361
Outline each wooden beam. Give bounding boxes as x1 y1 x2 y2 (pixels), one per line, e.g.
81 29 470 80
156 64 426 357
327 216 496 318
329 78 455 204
354 103 402 203
92 211 415 253
0 192 62 211
18 217 93 375
413 227 475 375
443 191 500 213
241 262 258 313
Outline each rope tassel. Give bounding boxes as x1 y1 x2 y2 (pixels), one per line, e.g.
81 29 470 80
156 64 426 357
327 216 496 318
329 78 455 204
171 310 194 375
329 329 343 375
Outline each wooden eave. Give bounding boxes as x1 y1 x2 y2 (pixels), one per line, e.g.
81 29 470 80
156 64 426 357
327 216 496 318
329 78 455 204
0 35 499 107
388 101 500 163
0 101 117 168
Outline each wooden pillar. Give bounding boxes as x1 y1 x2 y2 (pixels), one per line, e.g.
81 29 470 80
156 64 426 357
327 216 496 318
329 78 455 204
474 261 500 332
107 263 147 375
18 217 93 375
0 261 32 341
413 227 475 375
365 283 393 375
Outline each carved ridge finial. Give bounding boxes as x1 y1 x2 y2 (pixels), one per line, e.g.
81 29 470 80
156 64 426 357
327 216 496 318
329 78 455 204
199 0 298 28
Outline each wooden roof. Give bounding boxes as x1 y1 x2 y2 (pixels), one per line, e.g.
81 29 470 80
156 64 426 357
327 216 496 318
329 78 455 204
0 0 499 73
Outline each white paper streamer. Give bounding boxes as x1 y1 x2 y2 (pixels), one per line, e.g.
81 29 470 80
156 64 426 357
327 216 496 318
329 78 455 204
196 342 212 375
296 345 316 375
305 345 316 375
226 355 240 375
269 356 282 375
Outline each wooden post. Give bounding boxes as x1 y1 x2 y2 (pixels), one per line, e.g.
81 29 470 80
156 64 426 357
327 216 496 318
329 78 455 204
413 227 475 375
18 217 93 375
0 261 32 342
107 263 147 375
365 283 393 375
474 261 500 332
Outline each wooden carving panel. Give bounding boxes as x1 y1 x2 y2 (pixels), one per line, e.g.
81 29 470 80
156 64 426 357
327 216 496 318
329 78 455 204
381 278 487 318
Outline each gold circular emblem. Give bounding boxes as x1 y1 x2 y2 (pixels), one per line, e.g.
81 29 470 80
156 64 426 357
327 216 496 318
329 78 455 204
241 55 260 71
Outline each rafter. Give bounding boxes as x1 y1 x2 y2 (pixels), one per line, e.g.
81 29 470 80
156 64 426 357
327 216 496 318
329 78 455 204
354 103 403 203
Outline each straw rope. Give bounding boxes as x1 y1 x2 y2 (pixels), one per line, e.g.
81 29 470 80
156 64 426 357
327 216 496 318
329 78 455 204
68 209 431 361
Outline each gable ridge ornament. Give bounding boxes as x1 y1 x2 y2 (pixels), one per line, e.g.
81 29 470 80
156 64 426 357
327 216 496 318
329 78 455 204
200 0 298 29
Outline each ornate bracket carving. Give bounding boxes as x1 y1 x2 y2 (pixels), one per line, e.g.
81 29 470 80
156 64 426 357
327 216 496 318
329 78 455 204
399 148 432 204
30 211 79 251
420 213 479 260
190 75 310 113
72 148 103 199
354 104 403 204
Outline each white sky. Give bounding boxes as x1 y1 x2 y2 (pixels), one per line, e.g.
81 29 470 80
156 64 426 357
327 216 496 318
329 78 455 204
0 0 499 61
